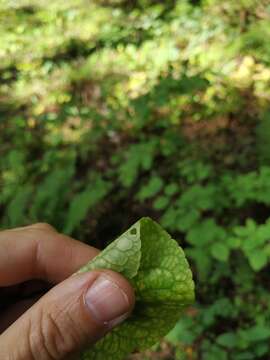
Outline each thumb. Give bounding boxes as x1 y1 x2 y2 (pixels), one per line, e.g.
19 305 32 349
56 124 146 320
0 270 135 360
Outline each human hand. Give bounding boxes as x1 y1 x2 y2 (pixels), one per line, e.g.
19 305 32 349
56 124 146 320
0 223 135 360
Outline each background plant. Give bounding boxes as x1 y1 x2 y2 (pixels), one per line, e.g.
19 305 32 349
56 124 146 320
1 0 270 359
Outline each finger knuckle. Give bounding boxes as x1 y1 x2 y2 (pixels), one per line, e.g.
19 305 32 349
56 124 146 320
31 223 57 233
31 307 82 359
27 313 55 360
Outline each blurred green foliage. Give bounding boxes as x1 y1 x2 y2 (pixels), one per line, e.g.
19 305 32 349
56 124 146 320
1 0 270 359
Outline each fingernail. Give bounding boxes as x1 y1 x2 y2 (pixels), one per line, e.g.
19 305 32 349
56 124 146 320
85 275 130 326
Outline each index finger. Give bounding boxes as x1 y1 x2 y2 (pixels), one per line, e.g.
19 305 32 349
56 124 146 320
0 223 99 286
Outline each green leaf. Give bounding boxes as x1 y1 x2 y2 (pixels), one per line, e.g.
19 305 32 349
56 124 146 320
64 177 111 234
187 219 225 247
7 184 33 226
175 208 200 232
248 250 268 271
118 141 157 188
164 183 179 196
217 332 237 348
30 168 74 222
227 237 241 249
77 217 195 360
242 325 270 342
211 243 229 262
137 176 164 201
153 195 170 210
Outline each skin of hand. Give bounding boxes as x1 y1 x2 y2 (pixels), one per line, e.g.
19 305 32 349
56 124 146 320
0 223 135 360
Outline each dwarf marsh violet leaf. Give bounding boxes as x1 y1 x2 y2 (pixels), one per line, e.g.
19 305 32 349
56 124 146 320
77 217 195 360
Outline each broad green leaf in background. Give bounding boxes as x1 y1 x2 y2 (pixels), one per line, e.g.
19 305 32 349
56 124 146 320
217 332 237 348
64 177 112 234
77 217 195 360
248 250 268 272
164 183 179 196
153 195 170 210
137 175 164 201
211 243 230 262
6 184 33 227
